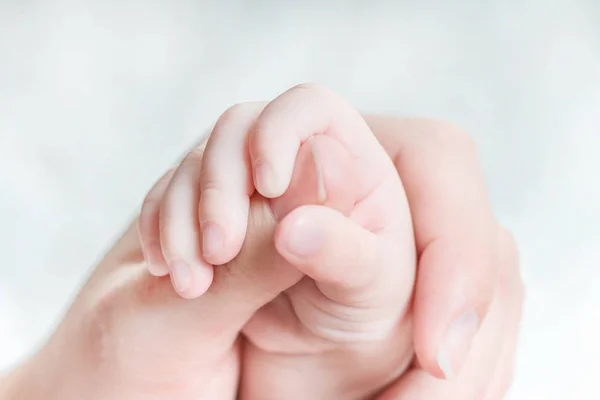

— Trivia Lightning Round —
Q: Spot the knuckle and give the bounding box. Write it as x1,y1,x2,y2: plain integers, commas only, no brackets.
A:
289,82,335,102
210,103,252,138
141,169,174,209
291,82,323,93
416,119,478,155
222,102,248,119
182,147,204,169
218,102,259,125
433,121,477,152
210,101,265,141
193,128,211,148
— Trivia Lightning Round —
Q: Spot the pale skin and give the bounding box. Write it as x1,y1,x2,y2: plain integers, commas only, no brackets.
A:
141,86,417,399
1,84,523,399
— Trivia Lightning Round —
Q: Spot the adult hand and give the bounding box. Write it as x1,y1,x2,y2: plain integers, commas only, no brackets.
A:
270,116,523,399
365,117,524,399
1,116,523,400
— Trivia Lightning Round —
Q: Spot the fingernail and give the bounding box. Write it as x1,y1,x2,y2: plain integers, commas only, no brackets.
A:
285,217,324,257
170,261,192,294
143,247,169,276
437,311,480,380
148,260,169,276
202,222,223,260
254,159,279,197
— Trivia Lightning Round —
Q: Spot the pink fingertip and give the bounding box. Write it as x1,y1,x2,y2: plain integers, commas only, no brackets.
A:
253,159,283,198
174,262,215,299
170,261,192,294
147,261,169,277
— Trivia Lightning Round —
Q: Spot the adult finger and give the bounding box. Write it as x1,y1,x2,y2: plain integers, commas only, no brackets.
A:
199,102,266,265
484,228,524,400
365,116,498,379
376,226,524,400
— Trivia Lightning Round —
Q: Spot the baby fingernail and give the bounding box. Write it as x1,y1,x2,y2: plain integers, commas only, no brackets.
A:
148,260,169,276
254,159,280,197
437,311,480,380
142,246,169,276
202,222,223,260
286,217,324,257
170,261,192,294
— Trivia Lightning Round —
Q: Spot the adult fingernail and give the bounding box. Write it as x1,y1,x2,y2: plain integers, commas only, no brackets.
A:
285,217,324,257
254,159,280,198
437,311,480,380
202,222,223,260
170,261,192,294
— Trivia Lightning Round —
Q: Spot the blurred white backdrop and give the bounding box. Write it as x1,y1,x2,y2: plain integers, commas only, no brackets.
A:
0,1,599,398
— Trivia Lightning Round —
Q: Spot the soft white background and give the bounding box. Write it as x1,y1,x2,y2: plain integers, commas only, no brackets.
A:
0,1,598,398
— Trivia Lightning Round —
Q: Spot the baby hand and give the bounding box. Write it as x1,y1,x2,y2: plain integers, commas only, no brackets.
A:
139,84,417,399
